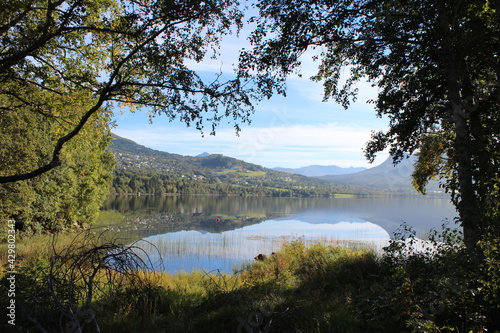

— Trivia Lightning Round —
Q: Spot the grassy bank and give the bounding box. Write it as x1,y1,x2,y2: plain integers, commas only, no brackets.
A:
0,228,93,268
1,228,499,332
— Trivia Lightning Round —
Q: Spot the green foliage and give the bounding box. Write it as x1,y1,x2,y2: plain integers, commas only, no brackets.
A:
98,280,171,332
412,133,448,194
220,242,380,333
0,0,275,183
0,230,156,333
0,100,114,233
4,228,500,332
362,222,500,332
479,235,500,307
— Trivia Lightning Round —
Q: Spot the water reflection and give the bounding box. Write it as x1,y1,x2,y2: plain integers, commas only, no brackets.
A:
138,219,390,273
99,195,458,274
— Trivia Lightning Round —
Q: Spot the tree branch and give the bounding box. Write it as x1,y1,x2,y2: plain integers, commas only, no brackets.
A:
0,90,107,183
0,21,168,183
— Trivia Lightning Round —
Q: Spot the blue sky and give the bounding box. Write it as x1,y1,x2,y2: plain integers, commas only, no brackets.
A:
112,27,390,169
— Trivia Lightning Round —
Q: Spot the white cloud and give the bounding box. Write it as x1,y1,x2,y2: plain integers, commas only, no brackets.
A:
229,122,383,167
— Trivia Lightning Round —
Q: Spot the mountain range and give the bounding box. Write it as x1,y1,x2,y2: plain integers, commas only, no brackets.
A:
109,134,364,196
315,155,443,194
273,165,367,177
110,134,445,195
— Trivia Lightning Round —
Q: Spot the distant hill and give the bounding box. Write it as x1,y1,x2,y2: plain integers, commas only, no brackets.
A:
316,155,444,194
111,134,181,158
273,165,367,177
108,134,368,196
108,134,444,196
111,134,269,174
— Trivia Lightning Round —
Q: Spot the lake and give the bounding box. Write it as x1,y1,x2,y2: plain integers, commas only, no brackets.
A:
98,195,458,274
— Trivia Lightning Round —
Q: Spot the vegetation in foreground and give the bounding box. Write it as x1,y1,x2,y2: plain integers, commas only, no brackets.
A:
1,224,499,333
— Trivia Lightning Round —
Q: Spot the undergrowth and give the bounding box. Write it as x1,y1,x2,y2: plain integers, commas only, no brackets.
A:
1,223,499,332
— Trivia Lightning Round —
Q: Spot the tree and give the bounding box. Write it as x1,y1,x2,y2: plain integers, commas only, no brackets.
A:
238,0,500,251
0,92,115,232
0,0,274,184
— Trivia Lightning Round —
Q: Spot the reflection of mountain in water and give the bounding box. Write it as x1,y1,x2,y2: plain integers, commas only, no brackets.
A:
281,198,458,237
98,195,458,245
138,219,391,273
98,196,291,242
98,195,459,273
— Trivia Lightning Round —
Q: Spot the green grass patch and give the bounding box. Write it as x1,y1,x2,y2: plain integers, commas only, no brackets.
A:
333,193,357,198
215,169,267,177
0,228,94,269
95,210,124,224
239,170,267,177
214,169,238,175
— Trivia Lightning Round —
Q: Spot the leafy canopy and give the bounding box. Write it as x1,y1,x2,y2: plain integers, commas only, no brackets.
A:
0,93,115,233
0,0,276,183
238,0,500,241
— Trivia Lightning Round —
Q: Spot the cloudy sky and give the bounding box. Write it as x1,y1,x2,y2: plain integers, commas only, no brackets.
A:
112,27,390,169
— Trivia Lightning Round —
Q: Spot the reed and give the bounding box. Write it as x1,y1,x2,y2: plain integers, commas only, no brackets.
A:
0,228,94,269
3,230,492,333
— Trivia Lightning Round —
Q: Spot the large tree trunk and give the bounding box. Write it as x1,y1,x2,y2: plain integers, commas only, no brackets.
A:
437,3,480,254
452,105,480,251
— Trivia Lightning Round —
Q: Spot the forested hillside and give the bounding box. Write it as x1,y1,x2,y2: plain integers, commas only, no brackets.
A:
109,135,369,197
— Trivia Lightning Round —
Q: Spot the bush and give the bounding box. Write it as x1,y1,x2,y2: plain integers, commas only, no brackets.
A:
0,231,157,333
360,222,500,333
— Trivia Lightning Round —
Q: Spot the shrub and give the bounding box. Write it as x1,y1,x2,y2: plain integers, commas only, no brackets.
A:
362,222,499,333
0,230,156,333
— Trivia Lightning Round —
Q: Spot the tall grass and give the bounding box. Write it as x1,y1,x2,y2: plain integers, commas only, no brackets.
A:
1,233,379,332
0,228,92,270
2,227,498,333
101,241,380,333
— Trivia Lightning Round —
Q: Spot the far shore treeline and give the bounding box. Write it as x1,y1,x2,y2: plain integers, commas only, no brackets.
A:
109,134,382,198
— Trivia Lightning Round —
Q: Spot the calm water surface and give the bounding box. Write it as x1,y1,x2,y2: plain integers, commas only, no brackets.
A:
98,196,458,274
